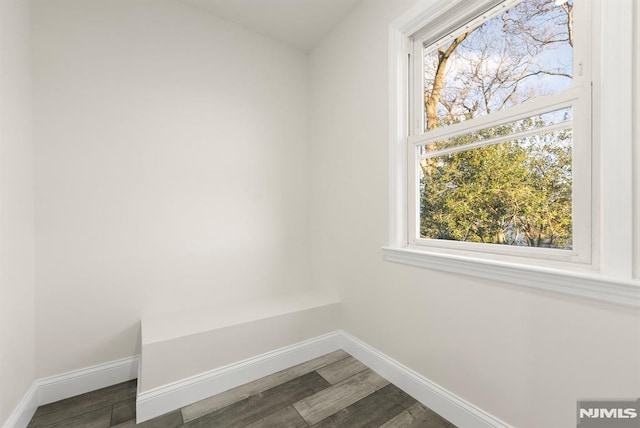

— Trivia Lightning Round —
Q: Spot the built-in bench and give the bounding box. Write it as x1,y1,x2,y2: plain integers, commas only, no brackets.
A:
137,290,342,422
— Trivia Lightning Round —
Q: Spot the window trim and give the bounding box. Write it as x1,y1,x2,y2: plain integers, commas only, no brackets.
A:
386,0,640,307
410,0,591,263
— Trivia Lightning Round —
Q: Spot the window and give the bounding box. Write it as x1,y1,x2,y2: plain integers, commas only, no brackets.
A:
386,0,640,307
408,0,591,264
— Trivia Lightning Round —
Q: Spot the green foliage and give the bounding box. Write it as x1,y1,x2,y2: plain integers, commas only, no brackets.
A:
420,124,572,249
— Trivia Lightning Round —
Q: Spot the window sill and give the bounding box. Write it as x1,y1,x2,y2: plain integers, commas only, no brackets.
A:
382,246,640,308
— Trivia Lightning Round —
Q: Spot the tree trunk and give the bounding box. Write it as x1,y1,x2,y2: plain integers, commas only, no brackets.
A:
421,32,474,178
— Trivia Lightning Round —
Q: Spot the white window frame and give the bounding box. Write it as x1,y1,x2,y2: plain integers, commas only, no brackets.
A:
408,0,591,265
385,0,640,307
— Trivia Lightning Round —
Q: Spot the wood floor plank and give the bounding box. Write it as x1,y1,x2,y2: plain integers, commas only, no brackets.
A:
28,381,137,428
135,410,183,428
312,383,416,428
109,421,135,428
40,407,112,428
293,369,389,425
181,349,348,423
315,356,368,385
183,371,329,428
110,398,135,426
379,402,454,428
244,406,308,428
111,410,183,428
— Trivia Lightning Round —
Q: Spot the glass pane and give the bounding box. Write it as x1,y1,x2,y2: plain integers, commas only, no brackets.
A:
418,107,572,156
423,0,574,132
419,128,573,249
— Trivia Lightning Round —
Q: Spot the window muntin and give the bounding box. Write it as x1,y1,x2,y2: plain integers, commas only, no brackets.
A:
417,106,572,155
407,0,590,263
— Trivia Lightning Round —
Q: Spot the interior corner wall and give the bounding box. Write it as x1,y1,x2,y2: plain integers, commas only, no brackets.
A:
0,0,36,424
308,1,640,428
31,0,311,378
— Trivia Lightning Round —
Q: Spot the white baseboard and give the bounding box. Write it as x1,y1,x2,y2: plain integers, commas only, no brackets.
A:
2,383,38,428
136,331,343,423
38,356,139,406
3,356,139,428
339,331,513,428
5,331,511,428
138,330,511,427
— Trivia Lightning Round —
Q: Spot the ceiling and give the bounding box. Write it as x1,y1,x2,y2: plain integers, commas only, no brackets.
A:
181,0,362,53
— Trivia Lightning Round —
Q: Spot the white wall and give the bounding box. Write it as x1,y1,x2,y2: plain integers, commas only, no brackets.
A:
21,0,640,426
308,1,640,427
32,0,311,378
0,0,36,424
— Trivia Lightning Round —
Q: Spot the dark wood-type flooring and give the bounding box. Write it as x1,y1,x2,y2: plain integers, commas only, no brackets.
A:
27,350,456,427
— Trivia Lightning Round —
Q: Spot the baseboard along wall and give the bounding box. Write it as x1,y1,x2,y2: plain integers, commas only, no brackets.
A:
3,356,139,428
4,332,512,428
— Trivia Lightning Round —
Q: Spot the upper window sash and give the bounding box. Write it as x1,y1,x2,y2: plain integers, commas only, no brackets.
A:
409,0,590,138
